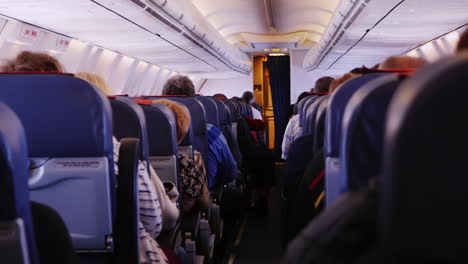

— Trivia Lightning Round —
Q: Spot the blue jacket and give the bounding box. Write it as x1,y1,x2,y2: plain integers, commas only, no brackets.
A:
206,124,238,189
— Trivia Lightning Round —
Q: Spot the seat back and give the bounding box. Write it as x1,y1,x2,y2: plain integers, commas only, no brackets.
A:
340,75,401,197
150,96,209,165
110,97,150,166
299,96,318,128
325,74,383,206
223,99,241,143
212,98,230,138
303,96,327,136
0,73,114,251
0,103,38,264
313,96,329,153
196,96,219,127
141,102,179,186
380,55,468,261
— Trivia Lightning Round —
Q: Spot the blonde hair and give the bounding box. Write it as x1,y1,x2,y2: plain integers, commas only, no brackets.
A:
378,56,427,70
152,99,191,144
2,51,63,72
75,72,111,95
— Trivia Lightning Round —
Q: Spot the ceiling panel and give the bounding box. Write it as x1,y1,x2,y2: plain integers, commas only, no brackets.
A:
191,0,340,52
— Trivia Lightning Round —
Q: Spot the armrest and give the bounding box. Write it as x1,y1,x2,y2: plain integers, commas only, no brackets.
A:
114,138,140,264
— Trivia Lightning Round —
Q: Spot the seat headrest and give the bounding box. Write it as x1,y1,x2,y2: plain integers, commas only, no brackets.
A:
141,103,178,156
341,74,401,193
110,97,149,162
313,96,329,153
380,54,468,260
299,96,318,127
223,100,239,120
0,103,38,262
304,96,327,135
325,73,383,157
0,74,112,157
212,98,229,126
196,96,219,127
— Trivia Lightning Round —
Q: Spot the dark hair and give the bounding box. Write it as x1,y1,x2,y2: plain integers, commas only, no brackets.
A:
296,92,309,103
457,28,468,52
314,76,334,93
2,51,63,72
241,91,254,104
231,96,244,102
213,93,227,100
162,75,196,97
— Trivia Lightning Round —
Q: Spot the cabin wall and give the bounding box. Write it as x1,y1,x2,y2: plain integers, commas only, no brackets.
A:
198,73,253,98
290,50,333,105
0,18,204,96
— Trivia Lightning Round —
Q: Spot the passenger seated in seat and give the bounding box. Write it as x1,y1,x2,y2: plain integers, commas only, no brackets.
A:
312,76,334,93
152,99,210,215
241,91,262,118
2,51,63,72
162,75,238,189
377,55,427,70
281,92,311,160
76,72,178,264
457,27,468,52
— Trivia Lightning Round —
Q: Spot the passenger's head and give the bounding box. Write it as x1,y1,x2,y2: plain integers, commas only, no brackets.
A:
378,56,427,70
296,92,309,104
162,75,195,97
152,99,191,144
314,76,334,93
456,28,468,53
2,51,63,72
329,73,361,94
75,72,111,95
213,93,227,100
241,91,255,104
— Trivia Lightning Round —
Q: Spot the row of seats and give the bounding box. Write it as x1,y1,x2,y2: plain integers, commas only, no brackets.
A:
0,72,256,264
283,52,468,262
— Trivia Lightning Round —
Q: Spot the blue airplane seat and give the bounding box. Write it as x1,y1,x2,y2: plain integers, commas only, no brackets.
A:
340,74,401,198
313,96,329,153
380,55,468,261
140,102,179,186
303,96,327,136
0,103,38,264
110,97,150,167
324,73,383,207
231,100,245,116
153,96,209,168
0,73,115,252
212,98,230,137
299,96,319,128
196,96,219,127
223,99,240,121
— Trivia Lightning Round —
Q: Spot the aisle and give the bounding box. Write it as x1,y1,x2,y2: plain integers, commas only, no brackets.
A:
229,187,283,264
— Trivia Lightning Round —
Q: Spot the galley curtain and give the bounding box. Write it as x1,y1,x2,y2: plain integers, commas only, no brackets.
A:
267,55,291,161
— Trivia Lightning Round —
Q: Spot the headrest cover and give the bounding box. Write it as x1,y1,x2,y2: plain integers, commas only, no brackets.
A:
380,54,468,260
0,74,112,157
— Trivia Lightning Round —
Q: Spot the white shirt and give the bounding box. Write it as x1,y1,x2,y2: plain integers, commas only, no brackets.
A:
251,106,263,120
281,115,303,160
